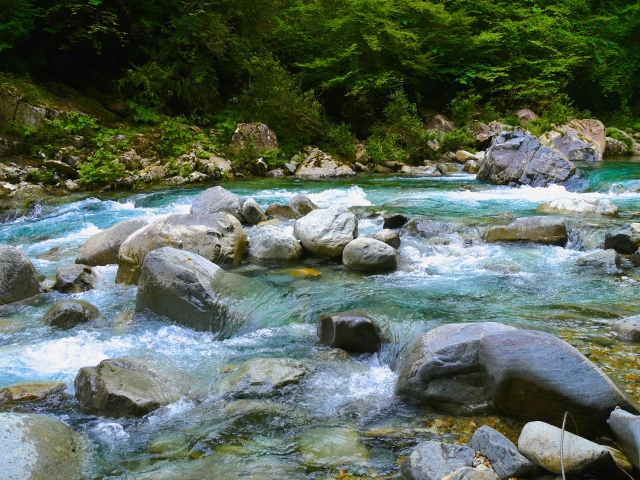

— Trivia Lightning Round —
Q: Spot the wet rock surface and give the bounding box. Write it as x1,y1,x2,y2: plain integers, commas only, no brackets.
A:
42,299,100,329
218,358,307,398
372,228,401,248
611,315,640,342
0,381,66,404
604,223,640,254
76,217,150,266
0,243,41,305
342,236,398,271
55,263,98,293
485,216,568,246
317,313,381,352
574,249,621,274
401,441,475,480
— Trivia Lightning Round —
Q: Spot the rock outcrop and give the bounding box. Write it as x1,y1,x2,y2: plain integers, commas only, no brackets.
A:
293,207,357,259
116,213,246,285
477,130,575,186
0,244,41,305
342,237,398,271
76,217,150,266
484,216,568,246
295,148,355,179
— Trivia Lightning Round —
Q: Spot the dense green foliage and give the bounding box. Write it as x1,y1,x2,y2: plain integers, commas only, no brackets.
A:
1,0,639,153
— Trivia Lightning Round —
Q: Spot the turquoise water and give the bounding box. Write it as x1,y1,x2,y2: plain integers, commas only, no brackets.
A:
2,160,640,477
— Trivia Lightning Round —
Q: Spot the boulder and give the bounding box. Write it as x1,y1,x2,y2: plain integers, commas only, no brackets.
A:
190,186,244,222
265,202,301,219
342,237,398,272
231,122,278,150
401,441,475,480
298,427,369,468
514,109,538,125
442,467,500,480
317,313,381,352
383,213,409,229
0,244,41,305
54,263,98,293
518,421,612,474
247,225,303,265
470,121,508,149
0,412,85,479
42,300,100,330
76,217,150,266
14,102,47,129
464,159,480,174
484,216,568,246
608,409,640,470
437,163,461,175
395,323,516,414
427,114,456,134
289,194,318,216
44,159,79,179
603,223,640,254
471,426,533,480
218,358,306,398
611,316,640,342
241,198,267,226
293,207,357,259
455,150,478,163
294,148,355,179
0,381,65,404
479,329,629,434
575,249,621,274
541,119,606,162
606,137,629,157
75,356,196,417
116,213,246,285
477,130,576,186
537,198,618,216
372,229,401,249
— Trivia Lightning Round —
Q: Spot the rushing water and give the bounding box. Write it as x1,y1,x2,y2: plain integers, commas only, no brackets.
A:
3,158,640,478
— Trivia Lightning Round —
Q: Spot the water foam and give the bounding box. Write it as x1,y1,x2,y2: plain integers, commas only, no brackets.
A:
308,186,372,207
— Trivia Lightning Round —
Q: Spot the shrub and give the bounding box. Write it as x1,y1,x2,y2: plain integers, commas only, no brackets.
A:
26,168,55,184
441,128,476,153
77,149,126,186
606,128,633,151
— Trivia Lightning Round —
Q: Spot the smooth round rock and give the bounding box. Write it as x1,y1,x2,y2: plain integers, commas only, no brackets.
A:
76,217,150,266
0,244,41,305
342,237,398,271
190,186,244,222
289,194,317,216
42,300,100,330
293,207,357,259
54,263,98,293
372,229,401,249
247,225,302,265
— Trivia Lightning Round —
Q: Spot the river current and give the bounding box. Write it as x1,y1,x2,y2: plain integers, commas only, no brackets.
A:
2,159,640,478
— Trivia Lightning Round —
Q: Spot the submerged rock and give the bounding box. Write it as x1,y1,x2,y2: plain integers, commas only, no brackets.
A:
477,130,575,186
294,148,355,179
298,427,369,468
0,412,85,479
401,441,475,480
604,223,640,254
247,225,303,265
42,300,100,330
442,467,500,480
190,186,244,222
518,421,612,474
575,249,621,274
0,244,41,305
372,228,401,249
293,206,357,259
609,409,640,470
55,263,98,293
471,425,533,480
611,315,640,342
116,213,246,285
218,358,306,398
0,381,65,404
342,237,398,272
241,198,267,226
289,194,317,216
537,198,618,216
76,217,150,266
75,356,196,417
484,216,568,246
317,313,381,352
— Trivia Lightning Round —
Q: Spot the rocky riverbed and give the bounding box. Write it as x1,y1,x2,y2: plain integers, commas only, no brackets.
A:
3,158,640,478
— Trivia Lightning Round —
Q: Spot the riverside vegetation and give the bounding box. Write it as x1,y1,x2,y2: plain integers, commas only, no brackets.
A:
4,1,640,479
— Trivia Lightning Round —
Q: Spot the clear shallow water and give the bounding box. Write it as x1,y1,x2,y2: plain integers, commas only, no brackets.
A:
2,159,640,477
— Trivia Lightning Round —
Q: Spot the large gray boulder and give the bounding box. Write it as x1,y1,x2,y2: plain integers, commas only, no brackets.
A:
246,225,303,265
395,323,516,415
317,313,381,353
289,194,318,216
611,316,640,342
42,300,100,330
116,213,246,285
76,217,150,266
471,426,532,480
342,237,398,271
604,223,640,254
540,119,606,163
0,412,85,479
55,263,98,293
190,186,244,221
401,441,475,480
477,130,576,186
518,421,613,474
0,244,41,305
295,148,355,179
575,249,621,274
293,207,357,259
75,356,196,417
218,358,307,398
609,409,640,470
231,122,278,150
484,216,568,246
479,329,628,434
241,198,267,226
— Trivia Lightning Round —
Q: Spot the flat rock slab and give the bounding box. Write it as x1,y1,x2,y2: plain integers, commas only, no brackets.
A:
401,441,475,480
0,381,65,404
298,427,369,467
485,216,568,246
471,425,532,479
219,358,307,398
